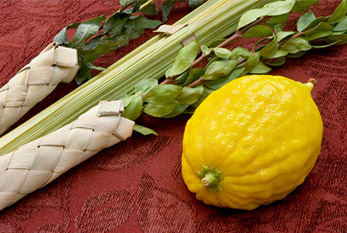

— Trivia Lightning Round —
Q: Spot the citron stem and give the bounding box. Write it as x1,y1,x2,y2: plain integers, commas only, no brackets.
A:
305,78,317,92
201,172,218,187
197,166,223,192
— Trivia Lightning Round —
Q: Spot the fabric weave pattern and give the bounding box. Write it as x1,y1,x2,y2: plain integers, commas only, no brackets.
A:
0,0,345,232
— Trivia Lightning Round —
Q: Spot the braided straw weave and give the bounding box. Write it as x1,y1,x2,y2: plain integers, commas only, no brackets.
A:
0,42,79,135
0,100,134,210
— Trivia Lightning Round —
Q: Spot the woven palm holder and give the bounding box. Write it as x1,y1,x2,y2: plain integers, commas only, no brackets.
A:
0,42,79,135
0,100,134,210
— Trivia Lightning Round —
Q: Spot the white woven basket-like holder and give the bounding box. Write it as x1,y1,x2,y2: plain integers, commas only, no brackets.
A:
0,100,134,211
0,43,79,135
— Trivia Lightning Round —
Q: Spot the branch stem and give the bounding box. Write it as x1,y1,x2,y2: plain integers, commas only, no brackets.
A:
191,16,266,68
161,16,266,86
278,32,303,47
188,77,204,88
140,0,155,10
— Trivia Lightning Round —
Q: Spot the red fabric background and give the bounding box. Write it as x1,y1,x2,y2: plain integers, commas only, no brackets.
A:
0,0,346,232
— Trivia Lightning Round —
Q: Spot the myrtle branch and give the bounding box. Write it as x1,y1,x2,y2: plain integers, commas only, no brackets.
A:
160,16,266,86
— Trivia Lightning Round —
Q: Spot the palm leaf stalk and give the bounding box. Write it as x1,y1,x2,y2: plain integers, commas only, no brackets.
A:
0,0,272,155
0,0,186,136
0,0,282,210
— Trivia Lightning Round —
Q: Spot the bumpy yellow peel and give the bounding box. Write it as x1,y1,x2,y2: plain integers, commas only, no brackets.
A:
182,75,323,210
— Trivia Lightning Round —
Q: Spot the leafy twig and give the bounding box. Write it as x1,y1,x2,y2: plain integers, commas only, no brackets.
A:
54,0,204,85
121,0,347,136
162,16,267,86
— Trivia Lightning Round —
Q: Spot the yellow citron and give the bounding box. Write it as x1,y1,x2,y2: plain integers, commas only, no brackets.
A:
182,75,323,210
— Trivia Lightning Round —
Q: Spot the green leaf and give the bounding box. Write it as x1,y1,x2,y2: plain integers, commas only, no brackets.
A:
201,45,212,55
68,15,105,48
204,68,245,90
282,37,312,54
123,93,143,121
238,8,272,29
242,25,273,39
274,24,294,42
249,61,272,74
162,104,188,118
191,86,214,108
189,0,205,9
308,30,332,41
311,40,340,48
323,34,347,44
122,7,134,15
266,49,288,59
135,78,158,94
131,0,148,11
183,106,196,114
263,0,296,16
208,39,225,48
287,51,306,58
266,13,290,28
277,31,295,42
297,11,324,32
237,0,296,29
54,29,68,44
329,30,347,35
119,15,161,42
103,13,129,35
82,35,127,60
273,24,282,34
144,84,182,104
81,35,129,62
252,37,271,52
84,62,105,71
259,37,278,58
122,92,138,106
303,22,334,35
133,124,158,136
144,100,180,117
120,0,132,9
162,0,175,22
334,16,347,31
175,85,204,105
182,68,204,86
302,22,334,41
293,0,318,13
264,57,286,66
75,64,92,85
327,0,347,24
244,52,260,70
54,23,80,44
203,60,238,80
231,47,251,59
297,10,316,32
174,71,190,85
213,48,233,59
140,2,159,15
165,67,172,78
126,15,161,29
122,23,145,41
168,38,200,77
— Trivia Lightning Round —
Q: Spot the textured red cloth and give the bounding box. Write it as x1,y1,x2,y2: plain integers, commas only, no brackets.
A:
0,0,346,232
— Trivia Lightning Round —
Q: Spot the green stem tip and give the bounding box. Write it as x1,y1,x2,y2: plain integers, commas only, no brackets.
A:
197,165,223,193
